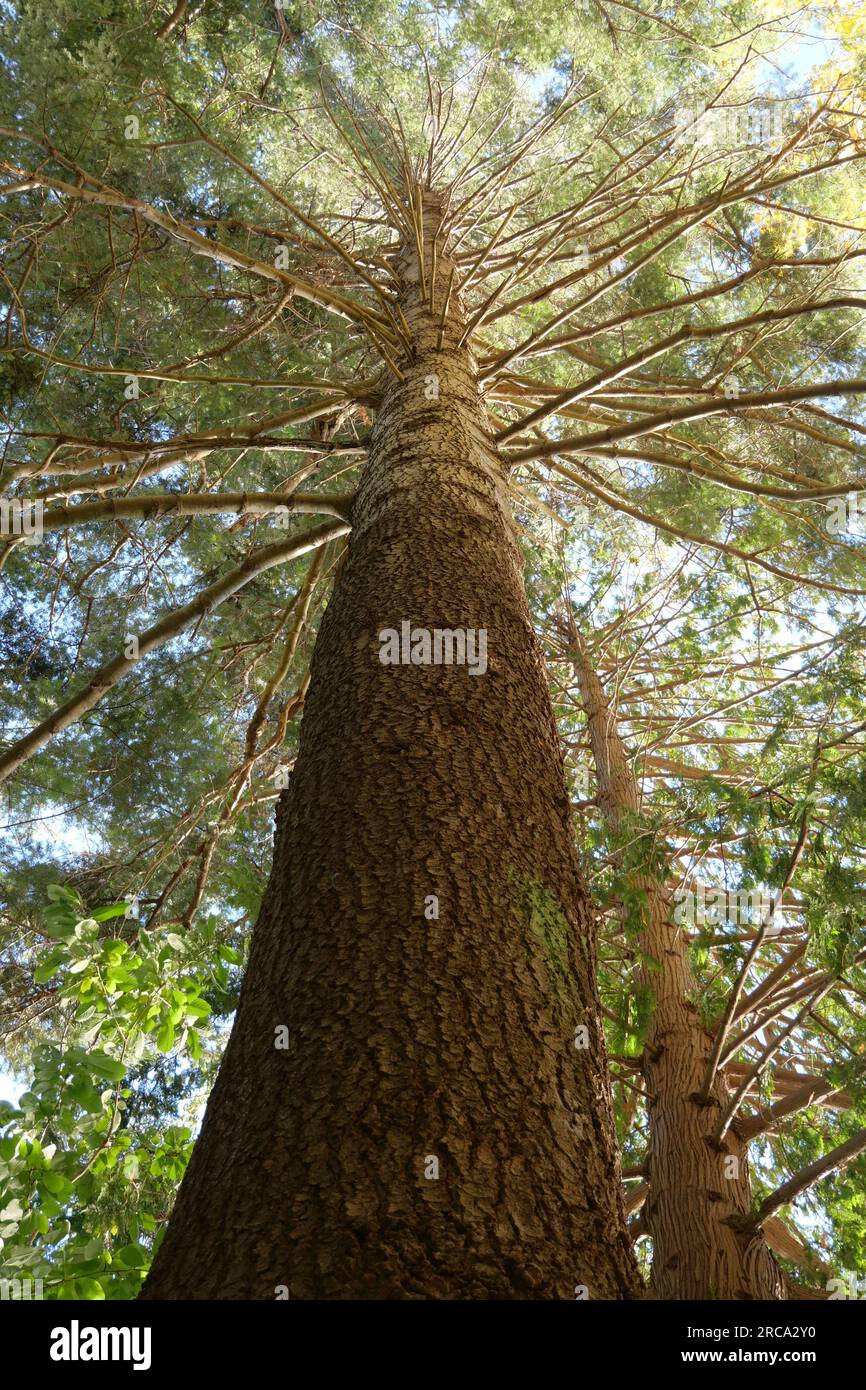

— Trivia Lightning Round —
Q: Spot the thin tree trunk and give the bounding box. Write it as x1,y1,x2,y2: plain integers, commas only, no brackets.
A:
573,638,782,1299
142,195,641,1300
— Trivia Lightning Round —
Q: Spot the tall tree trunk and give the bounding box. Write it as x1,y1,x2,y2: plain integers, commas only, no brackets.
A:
573,637,782,1299
142,195,642,1301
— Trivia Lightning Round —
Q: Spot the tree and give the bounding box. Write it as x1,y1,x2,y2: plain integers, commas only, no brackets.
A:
556,575,866,1298
1,0,864,1300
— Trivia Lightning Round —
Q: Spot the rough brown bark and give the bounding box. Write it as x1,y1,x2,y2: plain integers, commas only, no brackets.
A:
141,195,642,1301
573,639,782,1299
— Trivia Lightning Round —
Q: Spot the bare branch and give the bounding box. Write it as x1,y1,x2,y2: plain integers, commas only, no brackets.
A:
0,519,349,785
756,1130,866,1225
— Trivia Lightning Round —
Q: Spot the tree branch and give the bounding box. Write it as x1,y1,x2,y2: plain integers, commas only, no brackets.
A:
0,519,349,785
37,490,354,531
756,1129,866,1225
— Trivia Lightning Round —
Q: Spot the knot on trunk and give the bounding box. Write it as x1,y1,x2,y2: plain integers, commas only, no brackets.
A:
689,1089,722,1112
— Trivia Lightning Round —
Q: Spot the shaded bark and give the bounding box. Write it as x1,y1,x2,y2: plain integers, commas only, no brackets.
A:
142,195,641,1301
573,639,782,1299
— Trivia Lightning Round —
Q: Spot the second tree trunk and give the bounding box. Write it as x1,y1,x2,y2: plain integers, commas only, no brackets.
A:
574,640,781,1299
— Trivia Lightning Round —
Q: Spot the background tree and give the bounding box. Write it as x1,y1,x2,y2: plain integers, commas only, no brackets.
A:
559,582,866,1298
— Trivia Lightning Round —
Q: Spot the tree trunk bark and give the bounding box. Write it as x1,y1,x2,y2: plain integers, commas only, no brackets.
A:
141,196,642,1301
573,639,782,1299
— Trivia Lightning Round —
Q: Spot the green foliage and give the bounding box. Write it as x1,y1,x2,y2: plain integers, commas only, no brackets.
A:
0,886,233,1297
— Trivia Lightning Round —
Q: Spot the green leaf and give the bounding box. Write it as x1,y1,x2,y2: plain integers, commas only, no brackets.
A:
116,1241,146,1268
41,1170,73,1199
74,1277,106,1300
92,902,132,921
88,1053,126,1082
